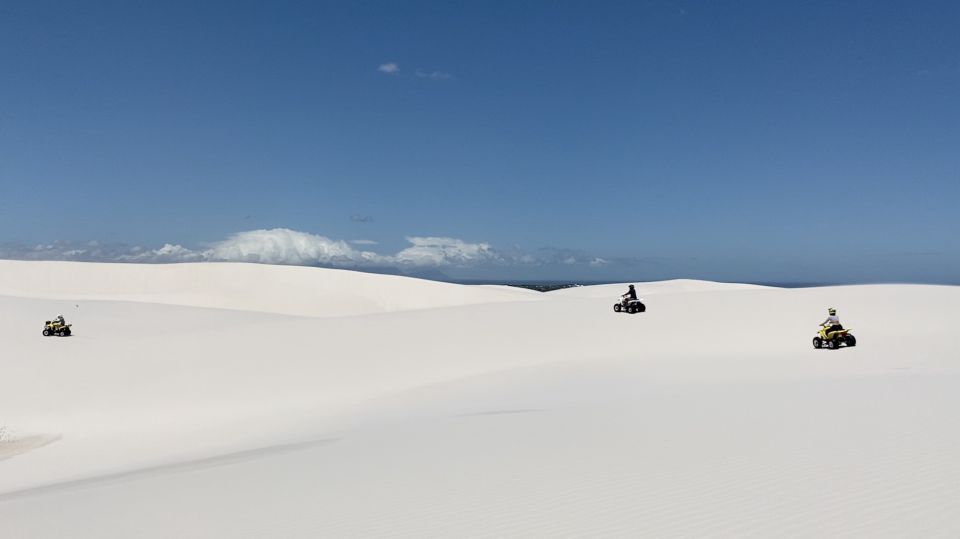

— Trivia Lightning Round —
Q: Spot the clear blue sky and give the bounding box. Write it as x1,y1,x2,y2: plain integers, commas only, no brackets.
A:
1,0,958,282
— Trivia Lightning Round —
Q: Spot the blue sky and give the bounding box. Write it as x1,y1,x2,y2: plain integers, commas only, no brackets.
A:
1,0,958,282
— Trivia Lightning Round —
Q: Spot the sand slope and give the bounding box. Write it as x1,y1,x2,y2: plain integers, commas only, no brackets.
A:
0,260,540,317
2,262,959,537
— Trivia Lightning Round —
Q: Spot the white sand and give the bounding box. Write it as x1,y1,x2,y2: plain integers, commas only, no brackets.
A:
1,261,959,537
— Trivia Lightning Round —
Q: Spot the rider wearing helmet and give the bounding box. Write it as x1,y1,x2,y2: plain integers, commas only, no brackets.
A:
55,314,66,326
820,308,842,335
621,284,637,306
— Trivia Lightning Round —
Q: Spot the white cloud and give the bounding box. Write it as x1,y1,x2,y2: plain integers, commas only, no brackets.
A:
378,62,399,74
114,230,499,268
120,243,205,263
205,229,383,266
203,232,495,267
1,229,619,271
415,69,452,80
394,236,498,267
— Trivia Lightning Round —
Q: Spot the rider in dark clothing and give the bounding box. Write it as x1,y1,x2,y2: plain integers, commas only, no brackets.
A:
621,284,637,305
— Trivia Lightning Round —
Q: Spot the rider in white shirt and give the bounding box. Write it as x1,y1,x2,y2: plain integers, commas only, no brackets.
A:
820,308,842,334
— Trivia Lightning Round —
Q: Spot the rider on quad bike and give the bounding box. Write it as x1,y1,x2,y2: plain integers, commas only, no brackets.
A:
813,307,855,349
621,285,638,307
43,314,72,337
613,285,645,314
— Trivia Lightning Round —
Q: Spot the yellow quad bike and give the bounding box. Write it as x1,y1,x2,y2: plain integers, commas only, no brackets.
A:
812,324,855,350
42,320,72,337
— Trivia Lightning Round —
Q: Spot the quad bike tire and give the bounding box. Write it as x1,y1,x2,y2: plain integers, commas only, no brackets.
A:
613,304,622,312
42,328,51,337
812,337,822,349
827,339,838,350
627,306,636,314
845,335,856,347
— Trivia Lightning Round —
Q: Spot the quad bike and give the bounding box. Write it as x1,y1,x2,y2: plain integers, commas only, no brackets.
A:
812,324,855,350
613,298,646,314
42,320,72,337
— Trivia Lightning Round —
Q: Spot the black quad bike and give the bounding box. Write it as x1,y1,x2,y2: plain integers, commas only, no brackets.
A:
613,298,646,314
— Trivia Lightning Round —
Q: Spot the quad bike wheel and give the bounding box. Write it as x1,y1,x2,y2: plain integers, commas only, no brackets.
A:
812,337,822,349
627,306,636,314
827,339,838,350
42,328,51,337
613,304,622,312
845,335,856,347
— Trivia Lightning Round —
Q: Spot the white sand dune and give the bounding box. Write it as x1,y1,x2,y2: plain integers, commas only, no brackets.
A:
0,260,540,317
2,261,959,537
549,278,769,298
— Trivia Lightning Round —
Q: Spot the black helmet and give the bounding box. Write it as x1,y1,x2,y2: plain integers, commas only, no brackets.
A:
628,284,635,289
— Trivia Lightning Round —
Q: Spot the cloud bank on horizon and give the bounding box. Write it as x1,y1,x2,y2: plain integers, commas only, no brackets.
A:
0,228,603,271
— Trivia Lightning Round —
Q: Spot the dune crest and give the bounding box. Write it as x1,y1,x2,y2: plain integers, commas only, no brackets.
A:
0,260,538,317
